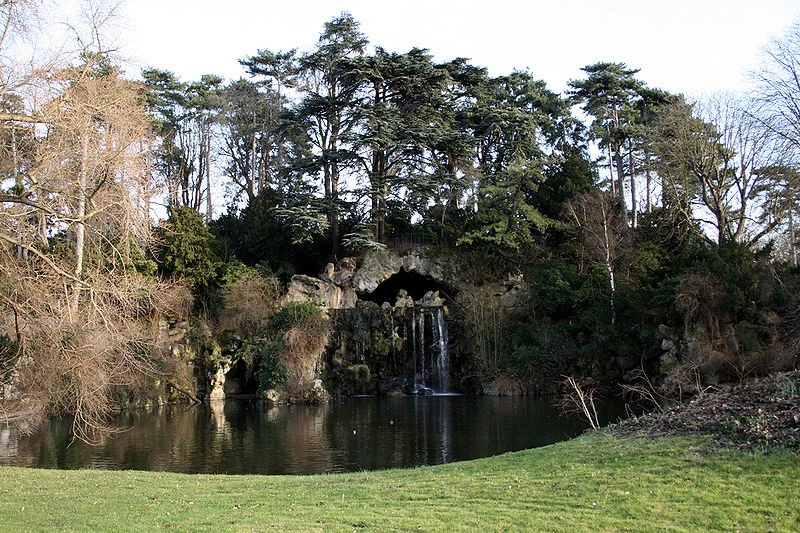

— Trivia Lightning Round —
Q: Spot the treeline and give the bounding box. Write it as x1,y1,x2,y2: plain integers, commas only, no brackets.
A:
150,13,800,395
149,14,799,274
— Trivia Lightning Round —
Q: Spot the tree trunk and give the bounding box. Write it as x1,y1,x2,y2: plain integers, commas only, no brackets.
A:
71,133,89,312
613,145,628,227
607,144,616,197
628,140,637,229
645,149,652,213
601,201,616,325
205,119,212,221
250,111,257,200
330,165,340,259
791,211,797,268
11,127,26,259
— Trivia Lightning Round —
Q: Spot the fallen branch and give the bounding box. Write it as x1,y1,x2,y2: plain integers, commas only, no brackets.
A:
166,379,202,404
562,376,600,430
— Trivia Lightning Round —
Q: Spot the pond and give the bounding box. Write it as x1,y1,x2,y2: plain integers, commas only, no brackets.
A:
0,395,626,475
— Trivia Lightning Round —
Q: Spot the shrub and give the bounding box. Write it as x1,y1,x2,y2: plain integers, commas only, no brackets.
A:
269,302,322,332
156,206,222,292
509,322,576,382
218,268,280,335
254,342,287,393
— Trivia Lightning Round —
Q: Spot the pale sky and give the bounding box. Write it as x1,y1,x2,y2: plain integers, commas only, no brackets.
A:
117,0,800,97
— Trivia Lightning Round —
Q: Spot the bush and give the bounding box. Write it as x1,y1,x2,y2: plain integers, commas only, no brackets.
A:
509,322,576,382
218,267,280,335
254,342,286,393
269,302,322,332
156,206,222,292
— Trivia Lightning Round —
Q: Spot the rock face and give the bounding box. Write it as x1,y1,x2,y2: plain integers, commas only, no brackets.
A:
209,363,229,400
283,274,357,309
351,249,448,295
282,249,454,311
325,303,461,396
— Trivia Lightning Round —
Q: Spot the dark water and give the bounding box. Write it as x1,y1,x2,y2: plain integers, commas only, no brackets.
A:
0,396,626,475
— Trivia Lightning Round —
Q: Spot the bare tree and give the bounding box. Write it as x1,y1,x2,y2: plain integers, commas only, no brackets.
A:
752,20,800,265
652,95,789,248
0,1,191,443
752,20,800,154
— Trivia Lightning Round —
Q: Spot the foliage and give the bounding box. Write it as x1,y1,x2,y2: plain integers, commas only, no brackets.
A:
509,322,576,383
156,206,222,292
212,191,327,279
0,16,195,441
269,302,323,332
253,340,286,393
224,302,329,400
457,285,509,377
218,267,280,335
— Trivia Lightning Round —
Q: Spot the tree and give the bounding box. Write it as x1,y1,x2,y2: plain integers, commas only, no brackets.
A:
569,62,643,226
187,74,224,220
0,4,189,442
752,19,800,265
564,191,630,324
752,20,800,155
459,71,578,250
239,47,299,194
287,12,367,257
142,69,223,214
652,96,788,247
157,205,222,292
342,47,453,243
218,78,280,203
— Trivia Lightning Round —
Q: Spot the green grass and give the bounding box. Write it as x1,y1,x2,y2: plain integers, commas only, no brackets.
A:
1,433,797,532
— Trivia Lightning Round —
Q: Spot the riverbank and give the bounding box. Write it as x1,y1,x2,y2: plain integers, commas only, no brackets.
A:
1,432,797,532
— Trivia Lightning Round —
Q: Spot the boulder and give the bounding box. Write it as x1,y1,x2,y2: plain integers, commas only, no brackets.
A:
394,289,414,308
263,388,282,404
417,290,445,307
209,363,229,400
310,379,329,403
283,274,356,309
320,262,335,282
332,257,357,287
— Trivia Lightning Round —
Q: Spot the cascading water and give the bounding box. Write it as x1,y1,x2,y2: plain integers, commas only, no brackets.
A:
407,306,450,394
434,307,449,393
417,310,425,386
326,301,452,396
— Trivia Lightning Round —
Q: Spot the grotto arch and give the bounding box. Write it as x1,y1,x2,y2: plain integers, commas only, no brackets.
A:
359,269,455,305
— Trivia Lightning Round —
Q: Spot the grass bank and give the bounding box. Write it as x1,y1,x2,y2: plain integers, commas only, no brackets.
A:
1,433,797,532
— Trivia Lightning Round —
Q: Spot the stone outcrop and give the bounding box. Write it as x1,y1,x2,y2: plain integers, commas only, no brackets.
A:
283,274,357,309
350,249,448,295
282,249,454,311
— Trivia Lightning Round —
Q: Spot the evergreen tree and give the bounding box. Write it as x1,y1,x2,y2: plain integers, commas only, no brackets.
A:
287,13,367,257
458,72,578,250
569,62,643,226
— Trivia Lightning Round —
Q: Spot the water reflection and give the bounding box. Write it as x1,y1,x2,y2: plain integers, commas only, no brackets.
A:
0,396,625,475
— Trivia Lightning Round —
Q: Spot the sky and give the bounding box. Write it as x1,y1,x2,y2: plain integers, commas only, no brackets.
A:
116,0,800,98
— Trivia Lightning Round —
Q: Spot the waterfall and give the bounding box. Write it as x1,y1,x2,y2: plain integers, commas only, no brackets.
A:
434,307,449,393
410,306,450,393
410,309,417,385
417,310,425,385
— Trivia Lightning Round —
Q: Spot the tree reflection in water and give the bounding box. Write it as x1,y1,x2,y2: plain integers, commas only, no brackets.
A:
0,396,626,474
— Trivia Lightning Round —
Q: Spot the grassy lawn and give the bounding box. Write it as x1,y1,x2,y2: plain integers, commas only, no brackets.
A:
1,433,797,532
